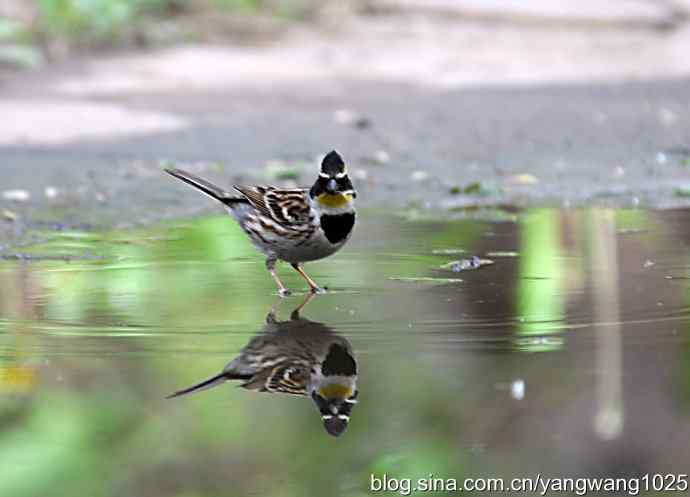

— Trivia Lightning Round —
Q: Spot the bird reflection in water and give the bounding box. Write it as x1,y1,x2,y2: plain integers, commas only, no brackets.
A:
168,294,359,437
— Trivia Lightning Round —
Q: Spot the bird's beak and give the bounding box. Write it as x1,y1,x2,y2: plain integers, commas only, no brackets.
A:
326,179,338,195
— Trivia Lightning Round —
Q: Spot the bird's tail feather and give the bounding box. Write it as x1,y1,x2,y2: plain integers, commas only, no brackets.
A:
165,168,245,205
166,372,229,399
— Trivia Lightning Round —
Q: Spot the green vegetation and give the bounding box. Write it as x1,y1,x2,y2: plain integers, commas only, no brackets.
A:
35,0,169,40
0,0,321,63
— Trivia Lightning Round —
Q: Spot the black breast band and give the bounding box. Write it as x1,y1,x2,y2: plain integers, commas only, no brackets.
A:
320,212,356,244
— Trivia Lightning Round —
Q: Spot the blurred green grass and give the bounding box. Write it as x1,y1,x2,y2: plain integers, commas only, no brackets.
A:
0,0,323,66
35,0,178,41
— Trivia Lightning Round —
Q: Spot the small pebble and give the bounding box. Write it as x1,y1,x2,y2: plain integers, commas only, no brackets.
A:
593,111,608,124
511,379,525,400
2,209,17,222
410,170,429,182
658,107,677,126
353,169,368,181
44,186,58,199
373,150,390,164
333,109,370,129
643,260,655,268
2,189,30,202
509,174,539,184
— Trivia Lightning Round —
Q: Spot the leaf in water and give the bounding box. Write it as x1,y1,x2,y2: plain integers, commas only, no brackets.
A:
463,181,502,197
509,173,539,184
487,251,519,257
432,248,465,255
440,256,493,272
389,277,462,283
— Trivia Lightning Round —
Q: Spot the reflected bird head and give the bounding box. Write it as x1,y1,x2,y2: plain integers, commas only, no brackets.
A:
311,387,358,437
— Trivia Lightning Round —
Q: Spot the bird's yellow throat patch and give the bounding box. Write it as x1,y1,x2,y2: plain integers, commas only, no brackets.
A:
316,193,353,208
319,384,352,399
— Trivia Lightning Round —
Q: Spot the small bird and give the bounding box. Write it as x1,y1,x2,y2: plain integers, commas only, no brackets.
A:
167,295,359,437
165,151,356,295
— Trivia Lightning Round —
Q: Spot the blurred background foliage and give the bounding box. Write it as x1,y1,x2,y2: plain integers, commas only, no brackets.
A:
0,0,332,68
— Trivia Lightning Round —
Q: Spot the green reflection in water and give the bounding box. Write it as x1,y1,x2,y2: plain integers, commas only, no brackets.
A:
2,208,686,497
0,212,484,497
516,209,564,352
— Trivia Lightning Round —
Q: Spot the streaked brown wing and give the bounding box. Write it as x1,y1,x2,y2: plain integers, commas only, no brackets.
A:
240,364,310,396
233,185,273,218
233,185,311,227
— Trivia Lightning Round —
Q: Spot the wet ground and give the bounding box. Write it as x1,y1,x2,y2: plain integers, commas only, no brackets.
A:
5,5,690,242
1,208,690,496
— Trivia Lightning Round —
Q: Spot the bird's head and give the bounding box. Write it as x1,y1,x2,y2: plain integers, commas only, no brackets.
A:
310,341,358,437
311,385,358,437
310,151,357,211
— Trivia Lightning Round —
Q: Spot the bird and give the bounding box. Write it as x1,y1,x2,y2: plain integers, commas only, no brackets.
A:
165,150,356,296
167,294,359,437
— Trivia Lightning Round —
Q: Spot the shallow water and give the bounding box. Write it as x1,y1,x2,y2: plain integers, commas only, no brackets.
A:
1,208,690,496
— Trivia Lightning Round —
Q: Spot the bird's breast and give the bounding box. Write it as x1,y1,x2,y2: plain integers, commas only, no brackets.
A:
319,212,356,244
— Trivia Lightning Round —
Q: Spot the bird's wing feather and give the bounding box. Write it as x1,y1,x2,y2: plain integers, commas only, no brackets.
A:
233,186,311,226
240,363,310,396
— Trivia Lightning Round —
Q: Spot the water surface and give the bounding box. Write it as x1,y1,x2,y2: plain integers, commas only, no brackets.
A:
1,209,689,496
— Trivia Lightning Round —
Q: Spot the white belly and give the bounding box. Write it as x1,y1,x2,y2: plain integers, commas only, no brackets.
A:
277,230,348,264
225,202,354,264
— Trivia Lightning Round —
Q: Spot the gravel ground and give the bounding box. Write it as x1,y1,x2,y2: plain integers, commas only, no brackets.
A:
2,5,690,243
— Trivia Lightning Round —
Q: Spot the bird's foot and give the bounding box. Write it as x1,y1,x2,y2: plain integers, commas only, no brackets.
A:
310,286,327,295
278,288,292,297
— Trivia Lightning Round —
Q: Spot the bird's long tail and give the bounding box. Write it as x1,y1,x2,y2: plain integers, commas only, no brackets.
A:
165,168,246,205
166,372,229,399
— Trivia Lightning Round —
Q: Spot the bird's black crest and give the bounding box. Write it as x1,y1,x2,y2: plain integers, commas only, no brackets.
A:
320,212,355,244
323,417,348,437
321,150,345,176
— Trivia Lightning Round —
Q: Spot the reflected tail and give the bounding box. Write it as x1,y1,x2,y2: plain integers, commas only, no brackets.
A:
166,372,229,399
